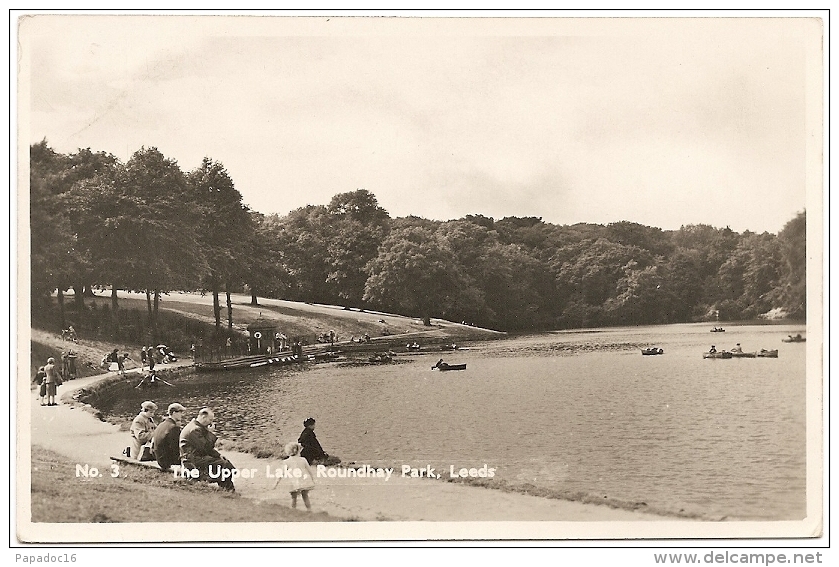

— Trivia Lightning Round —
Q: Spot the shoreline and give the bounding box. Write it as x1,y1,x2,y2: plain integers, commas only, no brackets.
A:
28,357,675,524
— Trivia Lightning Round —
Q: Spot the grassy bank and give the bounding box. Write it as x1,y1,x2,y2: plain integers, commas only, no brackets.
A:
30,446,335,523
30,292,503,379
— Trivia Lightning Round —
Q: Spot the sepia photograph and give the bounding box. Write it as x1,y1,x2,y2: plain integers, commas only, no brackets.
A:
13,10,826,550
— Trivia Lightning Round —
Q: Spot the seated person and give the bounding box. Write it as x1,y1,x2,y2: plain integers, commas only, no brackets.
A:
709,345,717,354
130,401,158,460
179,407,236,491
731,343,743,353
298,417,338,465
151,403,186,471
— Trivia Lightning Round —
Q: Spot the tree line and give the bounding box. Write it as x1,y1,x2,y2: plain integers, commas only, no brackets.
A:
30,140,806,338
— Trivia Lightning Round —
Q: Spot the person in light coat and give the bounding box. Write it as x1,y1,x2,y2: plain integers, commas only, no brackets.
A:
130,401,158,460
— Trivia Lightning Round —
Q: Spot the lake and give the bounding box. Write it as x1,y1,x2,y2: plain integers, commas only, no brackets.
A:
96,322,808,520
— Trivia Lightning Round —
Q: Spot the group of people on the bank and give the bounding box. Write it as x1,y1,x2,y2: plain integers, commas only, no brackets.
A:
35,357,64,406
97,345,179,376
126,400,332,508
36,350,80,406
102,349,130,374
316,330,337,345
140,345,177,368
128,401,238,492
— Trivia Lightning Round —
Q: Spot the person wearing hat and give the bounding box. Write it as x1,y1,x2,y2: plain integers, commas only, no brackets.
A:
298,418,330,465
151,403,186,471
179,407,236,491
43,357,63,406
130,401,158,460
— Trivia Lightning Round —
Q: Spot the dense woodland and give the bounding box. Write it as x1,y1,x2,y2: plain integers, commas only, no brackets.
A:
30,141,806,338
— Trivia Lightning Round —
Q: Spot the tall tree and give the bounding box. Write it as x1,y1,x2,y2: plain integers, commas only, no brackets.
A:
324,189,391,306
242,212,289,305
364,226,473,325
770,211,806,318
187,157,252,332
274,205,332,302
31,142,121,323
120,147,205,340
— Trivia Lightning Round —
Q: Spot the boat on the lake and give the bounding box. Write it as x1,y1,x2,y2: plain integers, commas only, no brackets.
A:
641,348,664,355
710,327,726,333
406,342,422,351
782,334,805,343
432,359,467,371
730,351,757,358
703,351,733,359
757,349,779,358
728,343,754,357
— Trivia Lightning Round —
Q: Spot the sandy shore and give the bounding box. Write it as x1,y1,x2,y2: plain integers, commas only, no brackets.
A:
26,364,672,525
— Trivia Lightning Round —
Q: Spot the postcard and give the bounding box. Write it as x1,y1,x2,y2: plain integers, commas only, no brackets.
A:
14,11,826,548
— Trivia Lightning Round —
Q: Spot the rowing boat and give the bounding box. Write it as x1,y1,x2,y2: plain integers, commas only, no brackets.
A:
434,363,467,371
703,351,733,359
756,349,779,358
730,351,757,358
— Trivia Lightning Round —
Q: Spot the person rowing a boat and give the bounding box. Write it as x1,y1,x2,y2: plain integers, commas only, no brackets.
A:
731,343,742,353
709,345,717,354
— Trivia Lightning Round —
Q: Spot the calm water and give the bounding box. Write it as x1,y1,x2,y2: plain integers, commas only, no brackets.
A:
97,323,808,520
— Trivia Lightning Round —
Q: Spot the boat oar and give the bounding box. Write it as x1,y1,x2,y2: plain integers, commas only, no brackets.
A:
134,377,146,389
158,377,175,387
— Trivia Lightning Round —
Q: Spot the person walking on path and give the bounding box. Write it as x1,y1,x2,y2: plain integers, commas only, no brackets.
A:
276,442,315,511
61,351,70,381
67,350,77,379
43,357,62,406
116,350,126,375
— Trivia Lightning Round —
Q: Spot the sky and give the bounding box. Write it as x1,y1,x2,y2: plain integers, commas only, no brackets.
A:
20,14,821,234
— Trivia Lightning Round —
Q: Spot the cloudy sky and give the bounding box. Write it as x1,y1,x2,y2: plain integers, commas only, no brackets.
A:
20,15,821,233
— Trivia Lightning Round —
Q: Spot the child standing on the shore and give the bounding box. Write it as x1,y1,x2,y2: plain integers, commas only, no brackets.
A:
35,366,46,406
275,442,315,511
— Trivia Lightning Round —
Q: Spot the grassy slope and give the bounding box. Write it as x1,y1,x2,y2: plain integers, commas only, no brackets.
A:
30,447,335,523
31,292,503,376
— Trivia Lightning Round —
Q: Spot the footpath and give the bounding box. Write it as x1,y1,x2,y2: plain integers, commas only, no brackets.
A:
28,363,669,524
